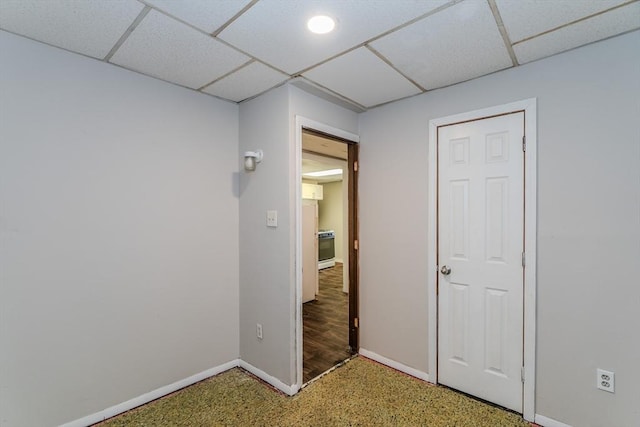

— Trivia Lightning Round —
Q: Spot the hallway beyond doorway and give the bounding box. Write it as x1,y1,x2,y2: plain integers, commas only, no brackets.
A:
303,263,349,383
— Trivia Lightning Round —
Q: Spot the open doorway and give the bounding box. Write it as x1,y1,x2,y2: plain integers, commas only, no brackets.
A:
298,125,359,386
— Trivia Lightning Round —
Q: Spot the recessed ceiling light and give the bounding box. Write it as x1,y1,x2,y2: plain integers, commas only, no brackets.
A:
303,169,342,177
307,15,335,34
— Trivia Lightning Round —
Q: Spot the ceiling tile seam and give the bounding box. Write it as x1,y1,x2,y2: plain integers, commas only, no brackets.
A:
366,89,429,110
0,28,106,62
365,45,426,92
212,35,291,76
211,0,260,37
197,59,255,91
296,41,372,76
103,5,151,62
136,0,216,36
97,58,237,104
236,78,294,104
292,0,462,77
289,78,366,112
295,76,367,111
134,1,291,77
364,0,464,46
487,0,518,67
512,0,640,46
522,26,640,64
368,45,539,110
294,43,366,77
0,28,221,98
0,23,274,106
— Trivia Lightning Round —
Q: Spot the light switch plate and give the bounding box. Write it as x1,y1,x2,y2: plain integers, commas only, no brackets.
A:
266,210,278,227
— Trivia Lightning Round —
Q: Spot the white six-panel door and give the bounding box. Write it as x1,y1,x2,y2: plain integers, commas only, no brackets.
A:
437,112,525,412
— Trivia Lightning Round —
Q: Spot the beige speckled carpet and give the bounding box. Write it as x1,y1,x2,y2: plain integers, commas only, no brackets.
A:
97,357,531,426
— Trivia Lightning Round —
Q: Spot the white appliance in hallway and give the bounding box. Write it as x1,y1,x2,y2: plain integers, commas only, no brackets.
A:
318,229,335,270
302,204,318,303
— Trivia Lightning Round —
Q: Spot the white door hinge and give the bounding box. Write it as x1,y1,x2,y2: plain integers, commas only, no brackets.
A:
354,318,359,328
521,252,526,267
521,367,525,382
522,136,526,152
354,161,358,172
354,240,359,250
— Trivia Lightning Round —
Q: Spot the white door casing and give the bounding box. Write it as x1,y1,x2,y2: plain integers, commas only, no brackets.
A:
437,112,525,412
428,99,537,421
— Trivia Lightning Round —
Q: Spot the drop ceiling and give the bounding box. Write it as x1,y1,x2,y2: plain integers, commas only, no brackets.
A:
1,0,638,110
302,132,347,183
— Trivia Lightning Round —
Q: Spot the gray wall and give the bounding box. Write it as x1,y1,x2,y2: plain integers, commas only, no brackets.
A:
319,181,344,262
238,85,358,386
0,31,240,427
358,31,640,427
238,85,292,383
288,86,359,383
2,22,637,427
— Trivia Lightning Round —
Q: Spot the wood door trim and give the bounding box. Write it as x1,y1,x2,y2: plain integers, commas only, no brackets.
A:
295,117,360,391
301,127,359,352
347,143,359,352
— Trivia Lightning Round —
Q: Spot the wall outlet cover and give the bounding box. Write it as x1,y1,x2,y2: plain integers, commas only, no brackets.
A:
266,210,278,227
597,368,614,393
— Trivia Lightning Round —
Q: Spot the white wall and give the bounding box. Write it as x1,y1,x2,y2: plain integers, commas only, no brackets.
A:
358,31,640,427
0,31,240,427
319,181,344,261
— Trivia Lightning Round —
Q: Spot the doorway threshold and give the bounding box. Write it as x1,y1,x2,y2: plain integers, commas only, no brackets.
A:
301,354,357,390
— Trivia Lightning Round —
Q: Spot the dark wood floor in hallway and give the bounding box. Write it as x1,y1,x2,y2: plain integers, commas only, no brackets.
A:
303,262,350,383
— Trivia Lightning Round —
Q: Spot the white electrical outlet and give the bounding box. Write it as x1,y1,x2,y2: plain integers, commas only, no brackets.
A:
256,323,263,340
266,210,278,227
597,369,614,393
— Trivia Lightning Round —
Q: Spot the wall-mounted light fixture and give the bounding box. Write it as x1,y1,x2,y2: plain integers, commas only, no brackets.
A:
244,150,263,171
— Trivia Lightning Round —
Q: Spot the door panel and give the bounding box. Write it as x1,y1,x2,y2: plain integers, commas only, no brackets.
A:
438,112,524,412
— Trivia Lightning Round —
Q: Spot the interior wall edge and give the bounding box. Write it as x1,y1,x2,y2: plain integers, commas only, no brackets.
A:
58,360,241,427
359,348,431,383
533,414,574,427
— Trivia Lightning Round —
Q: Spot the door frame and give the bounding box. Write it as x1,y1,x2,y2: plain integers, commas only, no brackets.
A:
427,98,537,421
294,116,359,391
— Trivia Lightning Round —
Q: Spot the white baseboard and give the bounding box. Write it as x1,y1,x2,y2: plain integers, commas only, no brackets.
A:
60,359,240,427
534,414,573,427
359,348,431,383
239,360,298,396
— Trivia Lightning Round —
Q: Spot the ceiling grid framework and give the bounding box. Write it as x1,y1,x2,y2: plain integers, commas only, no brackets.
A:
0,0,638,110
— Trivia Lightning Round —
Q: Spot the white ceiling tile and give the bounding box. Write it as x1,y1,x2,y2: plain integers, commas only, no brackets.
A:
303,47,421,108
0,0,143,59
110,10,249,89
144,0,253,33
513,2,640,64
496,0,629,43
370,0,513,91
218,0,449,74
202,62,289,102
